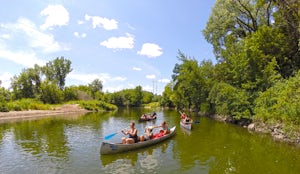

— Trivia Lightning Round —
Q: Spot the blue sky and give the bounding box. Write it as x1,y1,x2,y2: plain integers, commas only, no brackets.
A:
0,0,215,94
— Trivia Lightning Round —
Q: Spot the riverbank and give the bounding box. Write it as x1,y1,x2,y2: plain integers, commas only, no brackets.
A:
208,114,300,145
0,104,91,123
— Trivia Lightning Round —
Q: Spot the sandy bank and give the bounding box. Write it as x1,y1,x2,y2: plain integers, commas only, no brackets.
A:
0,104,91,123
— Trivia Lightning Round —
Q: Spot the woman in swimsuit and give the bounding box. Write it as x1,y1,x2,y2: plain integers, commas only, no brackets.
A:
121,122,138,144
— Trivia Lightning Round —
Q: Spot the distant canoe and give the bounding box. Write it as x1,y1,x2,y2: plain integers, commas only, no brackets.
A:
138,115,157,122
100,126,176,155
180,120,192,130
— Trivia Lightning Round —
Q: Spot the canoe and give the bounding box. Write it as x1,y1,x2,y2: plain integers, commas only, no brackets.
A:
138,113,157,122
138,115,157,122
180,120,192,130
100,126,176,155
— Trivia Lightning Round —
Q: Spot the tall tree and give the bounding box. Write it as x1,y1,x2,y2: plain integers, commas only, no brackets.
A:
43,57,72,90
11,65,42,99
273,0,300,77
203,0,274,59
88,79,103,99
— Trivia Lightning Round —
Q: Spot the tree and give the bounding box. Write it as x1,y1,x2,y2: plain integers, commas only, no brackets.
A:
43,57,72,90
171,51,210,111
11,65,42,99
63,86,79,101
272,0,300,77
203,0,274,59
133,86,143,106
88,79,103,99
40,80,63,104
208,82,251,119
0,84,10,112
161,82,175,108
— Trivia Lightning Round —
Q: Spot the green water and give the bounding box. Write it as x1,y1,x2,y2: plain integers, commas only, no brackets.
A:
0,108,299,174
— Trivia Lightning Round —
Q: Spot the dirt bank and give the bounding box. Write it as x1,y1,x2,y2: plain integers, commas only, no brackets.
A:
0,104,91,123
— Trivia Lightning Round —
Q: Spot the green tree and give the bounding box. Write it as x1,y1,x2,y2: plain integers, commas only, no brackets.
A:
11,65,42,99
272,0,300,77
0,82,10,112
43,57,72,90
171,51,214,111
161,82,175,108
40,81,63,104
88,79,103,99
208,82,251,119
203,0,274,59
254,70,300,124
63,86,79,101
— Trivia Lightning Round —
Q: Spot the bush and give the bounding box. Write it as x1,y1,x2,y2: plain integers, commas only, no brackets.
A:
254,71,300,125
208,82,251,119
7,99,51,111
71,100,118,111
0,102,9,112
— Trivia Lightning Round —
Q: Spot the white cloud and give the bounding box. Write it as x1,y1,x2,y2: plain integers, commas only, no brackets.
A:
1,17,69,53
0,43,46,67
85,14,118,30
104,85,126,93
137,43,163,58
74,32,87,38
146,74,156,79
158,78,170,83
132,67,142,71
40,5,69,30
100,33,134,49
77,20,85,25
1,34,10,39
0,72,13,89
143,85,153,93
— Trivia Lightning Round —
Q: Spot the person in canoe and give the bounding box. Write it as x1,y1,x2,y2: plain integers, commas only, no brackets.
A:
121,122,139,144
151,112,157,118
153,121,170,135
139,112,157,121
139,126,154,141
181,112,192,123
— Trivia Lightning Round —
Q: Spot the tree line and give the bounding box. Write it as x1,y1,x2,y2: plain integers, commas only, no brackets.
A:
0,57,160,112
161,0,300,126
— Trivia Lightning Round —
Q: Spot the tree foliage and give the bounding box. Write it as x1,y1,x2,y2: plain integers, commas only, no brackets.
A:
166,0,299,126
254,71,300,124
43,57,72,90
106,86,155,107
88,79,103,99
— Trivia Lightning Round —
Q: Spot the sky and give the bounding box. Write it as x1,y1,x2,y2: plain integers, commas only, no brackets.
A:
0,0,216,95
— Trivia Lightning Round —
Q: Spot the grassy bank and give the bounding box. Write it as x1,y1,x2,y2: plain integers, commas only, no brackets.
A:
0,99,117,112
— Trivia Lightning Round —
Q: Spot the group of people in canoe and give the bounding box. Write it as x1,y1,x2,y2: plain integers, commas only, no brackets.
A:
139,112,157,121
121,121,170,144
181,112,192,123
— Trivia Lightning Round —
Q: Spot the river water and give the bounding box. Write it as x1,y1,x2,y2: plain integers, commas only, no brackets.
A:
0,108,300,174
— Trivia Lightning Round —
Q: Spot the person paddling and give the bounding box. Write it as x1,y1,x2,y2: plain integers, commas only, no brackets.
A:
153,121,170,135
121,122,138,144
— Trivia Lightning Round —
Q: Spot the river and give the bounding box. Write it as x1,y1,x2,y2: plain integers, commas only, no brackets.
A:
0,108,299,174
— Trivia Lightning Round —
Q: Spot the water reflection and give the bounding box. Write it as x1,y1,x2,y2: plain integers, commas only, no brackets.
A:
1,109,300,174
100,140,171,173
12,118,70,158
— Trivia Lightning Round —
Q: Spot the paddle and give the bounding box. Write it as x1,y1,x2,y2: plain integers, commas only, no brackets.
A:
104,127,128,140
